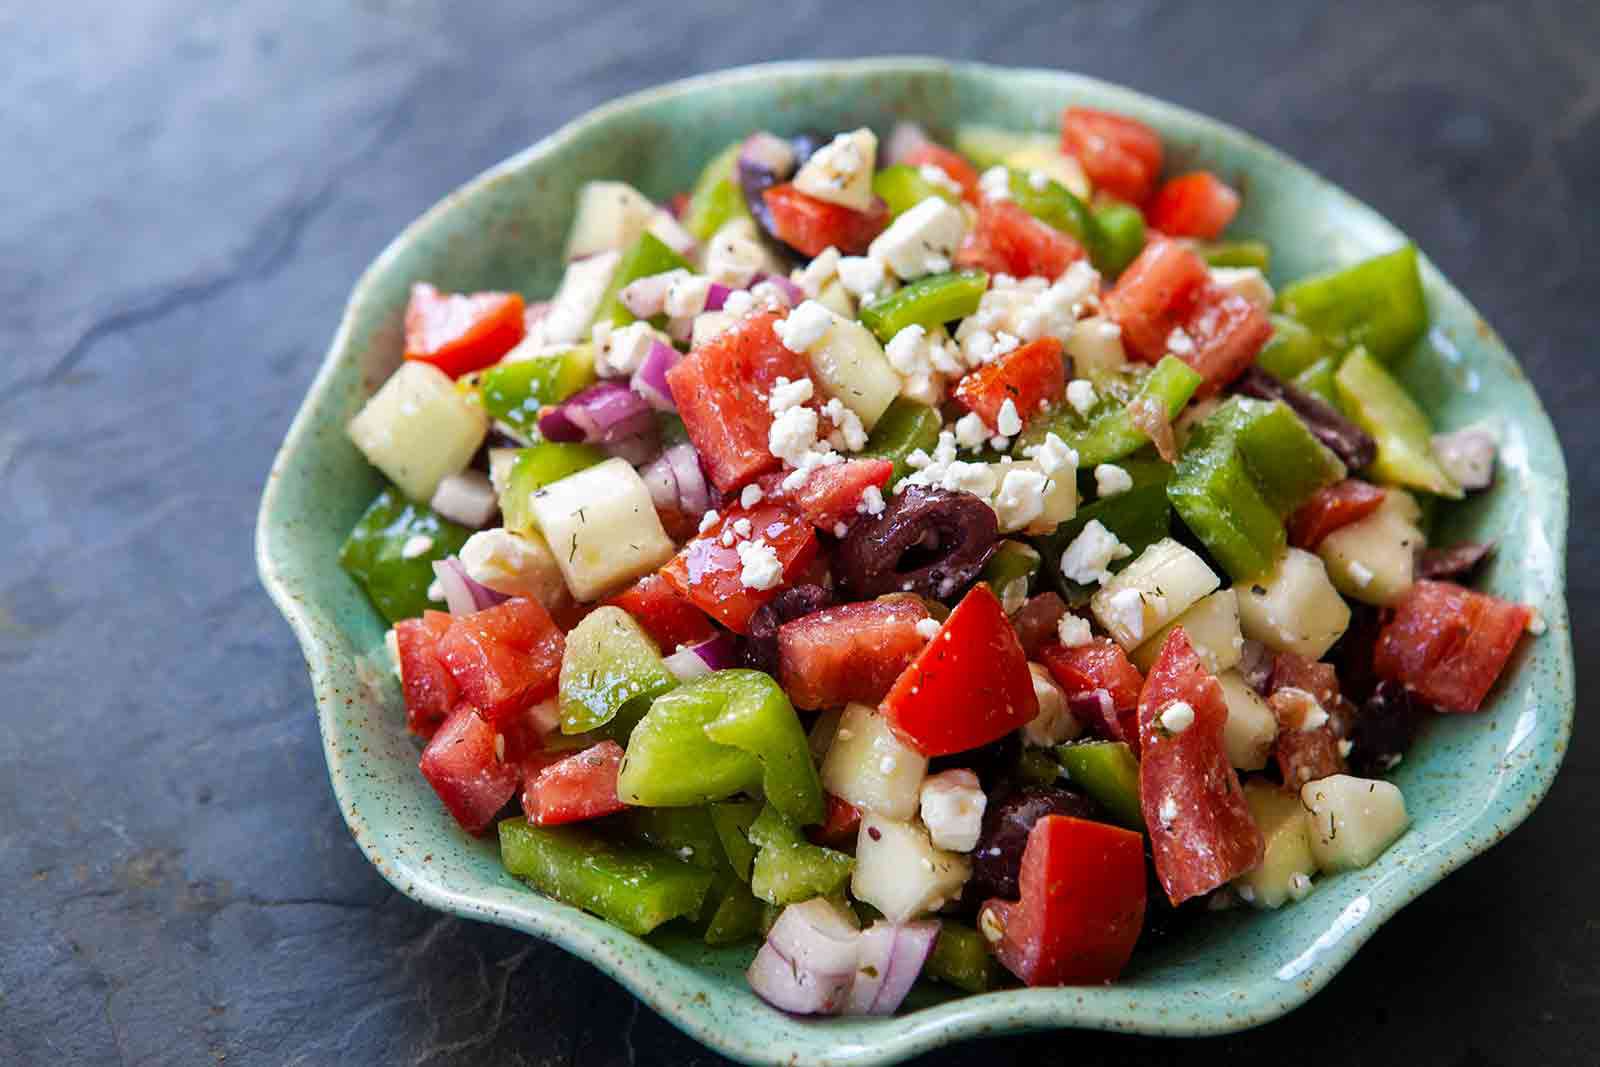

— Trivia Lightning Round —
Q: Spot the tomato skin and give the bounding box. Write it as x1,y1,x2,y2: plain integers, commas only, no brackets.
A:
1179,283,1273,396
1102,237,1210,361
1060,108,1165,204
762,183,890,256
1038,638,1145,752
807,795,863,849
881,584,1039,756
1288,480,1387,550
902,141,981,202
522,741,627,826
777,597,933,711
1268,650,1341,710
1146,172,1240,240
1138,627,1264,905
418,705,521,833
395,610,460,738
437,598,565,727
981,815,1146,986
666,310,815,493
658,503,820,634
403,282,526,379
953,337,1066,432
955,200,1084,280
1373,580,1531,712
757,458,894,533
605,573,717,652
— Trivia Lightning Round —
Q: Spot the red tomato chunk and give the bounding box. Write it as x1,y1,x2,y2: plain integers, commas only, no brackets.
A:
395,609,460,739
980,815,1146,986
762,183,889,256
1138,628,1264,905
757,458,894,533
403,282,525,379
658,503,820,634
1146,172,1241,240
902,141,981,203
605,573,717,652
1038,638,1145,752
437,598,565,727
953,337,1066,433
522,741,627,826
777,597,932,711
419,706,521,833
955,200,1084,281
1288,480,1387,550
807,795,863,850
1060,107,1165,205
1373,580,1531,712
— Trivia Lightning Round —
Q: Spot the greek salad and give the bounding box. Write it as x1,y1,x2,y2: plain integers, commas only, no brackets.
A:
339,107,1537,1012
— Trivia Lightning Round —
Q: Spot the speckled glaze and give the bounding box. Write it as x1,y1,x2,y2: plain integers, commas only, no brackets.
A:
256,58,1572,1065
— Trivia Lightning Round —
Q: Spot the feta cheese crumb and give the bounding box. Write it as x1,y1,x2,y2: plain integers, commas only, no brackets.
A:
836,255,890,299
1104,587,1146,643
833,521,849,538
1209,266,1275,311
704,221,770,288
768,405,821,465
1160,700,1196,734
867,196,969,281
978,165,1011,201
919,769,987,852
698,509,720,533
915,617,941,640
821,397,869,452
1065,378,1098,417
767,375,815,413
1158,795,1178,827
731,517,753,538
1094,463,1134,497
400,534,434,560
996,398,1023,437
426,578,444,602
721,289,755,317
1058,519,1131,585
773,300,834,353
740,484,765,509
857,485,885,516
596,320,660,377
1166,326,1195,356
917,163,964,196
1057,613,1093,648
993,467,1048,532
1029,431,1079,476
792,128,877,211
954,411,990,450
735,539,784,590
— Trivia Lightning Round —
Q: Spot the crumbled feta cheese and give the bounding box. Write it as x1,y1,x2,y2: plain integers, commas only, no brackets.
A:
740,484,765,509
731,517,753,538
993,467,1049,532
662,271,712,319
767,375,815,414
1065,316,1126,373
988,434,1011,452
884,324,929,373
978,165,1011,201
780,444,845,491
919,770,987,852
399,534,434,560
795,246,842,298
768,405,821,465
595,320,660,377
1094,463,1134,497
953,411,990,450
857,485,885,516
1158,795,1179,827
1057,519,1132,585
996,398,1023,437
735,539,784,590
917,163,964,196
1166,326,1195,356
1300,704,1330,732
698,509,720,533
821,397,869,452
1029,431,1079,476
915,617,941,640
1160,700,1196,734
868,197,969,281
793,128,877,211
1104,587,1146,643
721,289,755,316
748,280,792,311
704,221,770,288
1065,378,1097,417
774,299,833,353
836,255,890,299
719,527,736,547
940,460,999,500
1209,266,1275,311
1057,612,1093,647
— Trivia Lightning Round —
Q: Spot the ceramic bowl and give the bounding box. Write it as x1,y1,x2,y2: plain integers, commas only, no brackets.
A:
256,58,1572,1065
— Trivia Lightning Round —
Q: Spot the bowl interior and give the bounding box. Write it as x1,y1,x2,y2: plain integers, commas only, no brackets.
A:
257,59,1571,1066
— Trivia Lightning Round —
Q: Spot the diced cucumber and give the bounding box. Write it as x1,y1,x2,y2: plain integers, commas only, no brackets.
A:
805,312,901,430
480,345,596,436
858,271,988,344
1131,588,1242,675
1316,487,1423,606
527,458,676,601
1277,244,1428,363
541,251,622,346
1234,781,1317,908
683,142,749,243
953,124,1055,170
1235,547,1351,659
1089,538,1220,650
1299,774,1409,873
347,361,489,503
861,398,944,483
794,128,877,212
338,487,472,624
1217,671,1278,772
872,164,961,218
820,703,928,820
851,813,971,922
499,442,607,534
565,180,658,262
1057,741,1143,830
1334,347,1460,497
558,606,678,735
1003,143,1091,199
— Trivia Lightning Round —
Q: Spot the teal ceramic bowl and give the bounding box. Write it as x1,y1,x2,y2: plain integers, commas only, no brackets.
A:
256,58,1572,1065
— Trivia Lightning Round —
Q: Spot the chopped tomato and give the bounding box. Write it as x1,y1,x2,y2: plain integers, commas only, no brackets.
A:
778,597,933,710
1269,651,1341,710
1038,638,1145,752
605,572,717,652
956,200,1085,280
1138,628,1263,905
666,310,814,492
418,706,521,833
762,183,890,256
437,598,565,726
881,584,1039,756
1288,480,1388,550
980,815,1146,985
1267,686,1347,788
1373,580,1531,712
496,698,563,768
1060,108,1164,204
807,795,863,849
403,282,526,379
1011,592,1068,658
522,741,627,826
902,141,981,203
1102,237,1210,361
1146,172,1241,240
953,337,1066,432
658,502,820,634
395,610,460,738
757,458,894,532
1177,283,1273,396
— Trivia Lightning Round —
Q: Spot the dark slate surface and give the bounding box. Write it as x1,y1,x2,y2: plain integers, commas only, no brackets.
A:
3,2,1595,1064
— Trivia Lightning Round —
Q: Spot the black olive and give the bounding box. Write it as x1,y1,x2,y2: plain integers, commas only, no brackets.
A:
1345,680,1426,777
966,786,1104,904
834,486,999,602
1417,541,1495,581
741,584,834,674
1234,367,1377,470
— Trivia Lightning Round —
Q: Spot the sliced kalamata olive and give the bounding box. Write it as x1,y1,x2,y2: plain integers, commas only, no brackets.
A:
738,131,800,240
1011,592,1067,657
928,732,1022,795
1345,680,1426,777
1417,540,1495,580
1328,603,1386,704
1235,367,1377,470
834,485,999,602
966,786,1104,903
742,584,834,674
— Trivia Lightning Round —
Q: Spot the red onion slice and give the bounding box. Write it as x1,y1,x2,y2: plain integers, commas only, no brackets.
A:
431,558,508,616
536,404,585,443
754,272,804,307
640,451,680,510
602,430,660,468
631,339,681,412
662,634,736,681
663,443,710,515
747,942,854,1016
846,921,940,1015
747,898,862,1015
704,282,736,312
540,381,655,444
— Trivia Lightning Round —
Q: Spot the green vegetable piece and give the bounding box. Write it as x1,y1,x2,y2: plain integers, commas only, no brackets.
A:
1034,458,1172,604
558,607,678,735
655,411,690,449
1015,747,1061,787
1291,355,1340,405
924,921,1001,994
860,398,944,482
703,877,766,945
683,142,749,242
1003,167,1102,257
858,271,988,344
618,671,823,826
980,539,1041,595
498,819,714,936
1057,741,1144,830
954,125,1052,170
872,163,962,218
1277,244,1428,363
1215,396,1347,516
500,442,607,534
594,231,693,328
1168,420,1286,581
338,487,472,624
1018,356,1203,466
1255,314,1331,382
747,806,854,906
1091,200,1146,276
1196,239,1271,270
1334,347,1461,497
479,345,596,436
620,806,725,870
709,800,763,882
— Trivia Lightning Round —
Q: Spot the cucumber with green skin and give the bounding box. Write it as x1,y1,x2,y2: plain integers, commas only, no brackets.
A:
1334,347,1461,498
683,141,748,242
558,606,678,735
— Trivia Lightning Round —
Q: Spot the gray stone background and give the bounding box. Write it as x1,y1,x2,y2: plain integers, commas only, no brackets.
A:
2,1,1595,1064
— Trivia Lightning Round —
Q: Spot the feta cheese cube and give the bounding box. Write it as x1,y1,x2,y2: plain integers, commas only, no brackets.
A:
1057,612,1093,648
595,320,662,378
774,299,834,353
793,128,878,211
918,770,988,852
1066,378,1098,417
836,255,891,300
868,197,968,281
460,527,568,608
735,539,784,590
705,218,778,288
993,466,1049,533
564,180,655,261
663,272,713,318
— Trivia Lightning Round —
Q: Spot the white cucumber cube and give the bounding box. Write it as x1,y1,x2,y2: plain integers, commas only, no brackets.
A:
1236,547,1352,659
565,181,656,261
851,813,971,922
1317,489,1423,607
347,361,488,503
1090,538,1220,650
1235,780,1318,908
527,457,676,601
1300,774,1409,873
1132,588,1242,675
1217,670,1278,772
820,703,928,820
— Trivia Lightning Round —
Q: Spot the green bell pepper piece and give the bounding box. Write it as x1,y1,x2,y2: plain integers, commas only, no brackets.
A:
594,231,693,329
701,670,825,826
872,163,962,218
683,142,749,242
747,806,854,906
1291,355,1341,406
1017,356,1203,467
500,442,607,534
1091,200,1146,276
498,819,714,936
479,345,596,436
1168,417,1286,581
703,876,766,945
620,806,725,870
1015,747,1062,787
1002,167,1103,259
1196,239,1271,271
338,487,472,624
1277,244,1428,363
1255,314,1331,381
1334,347,1461,497
860,398,944,482
655,411,689,449
709,800,762,882
858,271,989,343
1057,741,1144,830
1033,458,1172,604
1210,396,1346,516
558,606,678,735
924,921,1001,994
953,125,1053,169
980,539,1041,595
